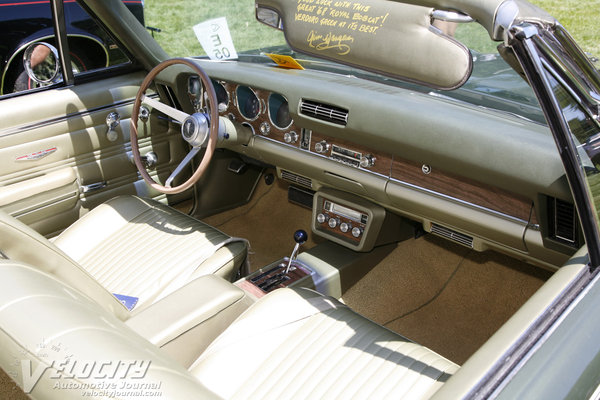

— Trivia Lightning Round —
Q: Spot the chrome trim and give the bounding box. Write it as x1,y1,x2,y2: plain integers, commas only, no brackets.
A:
15,146,57,161
0,97,140,138
431,10,473,24
389,177,531,226
1,33,109,95
81,181,107,193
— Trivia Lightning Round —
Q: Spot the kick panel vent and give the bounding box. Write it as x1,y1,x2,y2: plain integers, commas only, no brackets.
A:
548,197,577,245
281,170,312,189
431,224,474,248
300,100,348,126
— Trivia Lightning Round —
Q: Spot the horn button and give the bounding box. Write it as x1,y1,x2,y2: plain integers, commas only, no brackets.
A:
182,113,210,147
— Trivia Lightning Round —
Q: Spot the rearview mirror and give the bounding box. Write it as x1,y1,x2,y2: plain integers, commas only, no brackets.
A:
23,42,61,85
256,0,472,89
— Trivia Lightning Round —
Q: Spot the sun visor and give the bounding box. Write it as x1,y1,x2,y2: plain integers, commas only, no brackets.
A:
256,0,472,90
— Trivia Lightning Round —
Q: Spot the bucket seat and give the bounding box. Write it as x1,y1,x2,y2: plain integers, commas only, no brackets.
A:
0,195,247,313
0,259,458,399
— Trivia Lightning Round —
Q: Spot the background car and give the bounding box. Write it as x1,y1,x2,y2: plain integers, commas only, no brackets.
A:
0,0,144,94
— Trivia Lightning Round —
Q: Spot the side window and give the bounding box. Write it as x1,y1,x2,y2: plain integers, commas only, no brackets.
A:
0,0,140,96
0,1,55,95
64,1,134,75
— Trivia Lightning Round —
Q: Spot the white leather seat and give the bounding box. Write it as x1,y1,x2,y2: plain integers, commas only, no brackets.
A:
0,195,247,312
191,287,458,399
0,260,458,400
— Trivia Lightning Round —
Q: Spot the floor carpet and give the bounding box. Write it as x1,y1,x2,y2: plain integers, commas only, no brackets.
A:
342,235,553,364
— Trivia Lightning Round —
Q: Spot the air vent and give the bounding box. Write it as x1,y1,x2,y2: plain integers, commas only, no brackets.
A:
300,100,348,126
549,197,577,245
431,224,474,248
281,170,312,189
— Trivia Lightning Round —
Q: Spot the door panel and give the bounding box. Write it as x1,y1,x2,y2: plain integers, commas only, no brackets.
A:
0,71,192,236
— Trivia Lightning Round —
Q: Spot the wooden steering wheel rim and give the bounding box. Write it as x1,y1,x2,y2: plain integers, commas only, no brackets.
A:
130,58,218,194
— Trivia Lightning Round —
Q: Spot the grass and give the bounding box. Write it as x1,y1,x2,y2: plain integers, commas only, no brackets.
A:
144,0,599,58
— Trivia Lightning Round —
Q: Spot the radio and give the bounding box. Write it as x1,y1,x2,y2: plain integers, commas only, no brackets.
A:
316,198,368,243
314,141,376,169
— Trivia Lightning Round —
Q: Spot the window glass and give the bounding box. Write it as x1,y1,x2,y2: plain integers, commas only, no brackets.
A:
64,0,133,74
0,0,136,96
0,0,56,94
547,72,600,224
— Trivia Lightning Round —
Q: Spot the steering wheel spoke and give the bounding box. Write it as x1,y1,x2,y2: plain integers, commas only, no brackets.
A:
165,147,201,188
130,58,219,194
142,95,189,123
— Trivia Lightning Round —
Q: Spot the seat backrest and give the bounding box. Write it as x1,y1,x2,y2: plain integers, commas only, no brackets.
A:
0,260,220,399
0,210,130,320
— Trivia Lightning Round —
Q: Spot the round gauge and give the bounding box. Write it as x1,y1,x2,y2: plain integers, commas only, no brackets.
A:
188,75,201,97
211,80,229,112
268,93,292,129
236,86,260,120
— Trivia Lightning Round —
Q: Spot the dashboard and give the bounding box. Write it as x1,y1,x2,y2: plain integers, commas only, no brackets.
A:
165,60,580,269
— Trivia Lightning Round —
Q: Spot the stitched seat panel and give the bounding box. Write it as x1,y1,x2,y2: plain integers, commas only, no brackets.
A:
191,288,458,400
55,196,247,309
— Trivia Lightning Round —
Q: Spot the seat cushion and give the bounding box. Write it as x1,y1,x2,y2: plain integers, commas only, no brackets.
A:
54,196,247,310
0,260,221,399
190,288,459,400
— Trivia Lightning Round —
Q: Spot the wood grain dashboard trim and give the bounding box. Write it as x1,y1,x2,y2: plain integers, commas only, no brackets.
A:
391,158,536,224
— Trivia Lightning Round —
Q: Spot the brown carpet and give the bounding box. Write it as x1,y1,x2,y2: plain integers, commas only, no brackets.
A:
202,174,323,272
0,369,27,400
342,235,552,364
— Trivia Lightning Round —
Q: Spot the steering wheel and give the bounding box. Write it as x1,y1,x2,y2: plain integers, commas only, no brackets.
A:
130,58,218,194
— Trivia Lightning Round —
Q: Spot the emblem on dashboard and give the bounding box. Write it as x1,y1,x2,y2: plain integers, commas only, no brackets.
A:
16,147,57,161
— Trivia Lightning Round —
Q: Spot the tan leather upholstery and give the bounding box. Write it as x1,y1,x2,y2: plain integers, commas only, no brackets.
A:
191,288,459,399
0,206,130,320
54,196,247,309
0,195,247,313
0,260,457,399
0,261,220,399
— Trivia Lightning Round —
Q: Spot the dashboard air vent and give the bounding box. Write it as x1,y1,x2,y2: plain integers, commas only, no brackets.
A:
300,100,348,126
549,197,577,245
281,170,312,189
431,224,474,248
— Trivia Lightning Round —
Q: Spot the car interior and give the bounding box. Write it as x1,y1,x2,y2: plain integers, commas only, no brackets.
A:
0,0,594,398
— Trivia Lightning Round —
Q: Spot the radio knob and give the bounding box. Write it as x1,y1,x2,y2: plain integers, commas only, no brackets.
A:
284,131,298,143
328,218,339,229
340,222,351,233
315,140,330,154
359,154,376,168
317,213,328,224
351,226,363,238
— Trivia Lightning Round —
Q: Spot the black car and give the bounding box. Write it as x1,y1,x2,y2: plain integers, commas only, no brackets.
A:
0,0,143,94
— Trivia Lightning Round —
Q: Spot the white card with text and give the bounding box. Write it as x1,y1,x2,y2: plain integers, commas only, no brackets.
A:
193,17,238,61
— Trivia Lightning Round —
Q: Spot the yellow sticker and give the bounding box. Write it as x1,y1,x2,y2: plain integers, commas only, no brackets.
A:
266,54,304,70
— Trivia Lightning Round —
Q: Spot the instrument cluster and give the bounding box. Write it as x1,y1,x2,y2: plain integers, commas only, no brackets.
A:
187,76,301,147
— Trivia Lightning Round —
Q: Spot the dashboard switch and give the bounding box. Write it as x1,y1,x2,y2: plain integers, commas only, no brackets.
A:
351,226,363,238
340,222,351,233
317,213,328,224
359,154,376,168
315,140,330,154
328,218,339,228
284,131,298,143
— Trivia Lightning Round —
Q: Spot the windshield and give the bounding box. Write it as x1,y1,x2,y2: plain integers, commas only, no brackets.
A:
144,0,546,122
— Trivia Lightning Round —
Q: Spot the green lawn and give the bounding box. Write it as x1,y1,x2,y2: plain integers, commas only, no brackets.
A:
144,0,599,58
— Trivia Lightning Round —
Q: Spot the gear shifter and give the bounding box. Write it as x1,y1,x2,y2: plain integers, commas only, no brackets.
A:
284,229,308,274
